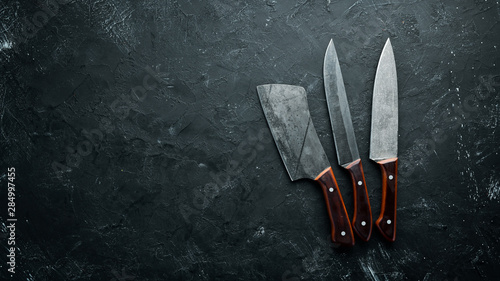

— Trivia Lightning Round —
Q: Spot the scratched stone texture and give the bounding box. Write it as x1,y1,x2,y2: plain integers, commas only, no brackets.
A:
0,0,499,280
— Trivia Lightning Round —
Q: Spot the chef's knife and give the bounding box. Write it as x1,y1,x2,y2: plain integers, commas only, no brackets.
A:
370,38,398,242
323,39,373,241
257,84,354,246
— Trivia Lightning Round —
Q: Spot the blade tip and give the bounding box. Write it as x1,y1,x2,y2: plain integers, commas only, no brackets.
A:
384,38,393,50
324,39,336,66
327,38,335,49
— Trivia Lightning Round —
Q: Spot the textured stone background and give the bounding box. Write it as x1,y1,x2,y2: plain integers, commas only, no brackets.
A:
0,0,499,280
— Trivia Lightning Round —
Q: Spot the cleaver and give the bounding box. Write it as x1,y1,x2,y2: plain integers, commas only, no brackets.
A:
257,84,354,246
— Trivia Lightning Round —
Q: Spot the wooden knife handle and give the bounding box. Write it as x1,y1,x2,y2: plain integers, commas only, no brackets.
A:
345,159,373,241
375,157,398,242
315,167,355,246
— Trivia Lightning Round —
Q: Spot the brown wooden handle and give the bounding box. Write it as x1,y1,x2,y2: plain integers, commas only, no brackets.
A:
345,159,373,241
315,167,355,246
375,157,398,242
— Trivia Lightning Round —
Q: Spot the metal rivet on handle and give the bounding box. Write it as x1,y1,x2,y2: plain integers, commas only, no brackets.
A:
341,231,346,236
361,221,366,226
389,175,394,180
357,181,362,186
387,219,392,225
329,187,334,192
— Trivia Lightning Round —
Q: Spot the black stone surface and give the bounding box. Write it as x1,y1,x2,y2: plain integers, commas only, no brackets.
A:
0,0,499,280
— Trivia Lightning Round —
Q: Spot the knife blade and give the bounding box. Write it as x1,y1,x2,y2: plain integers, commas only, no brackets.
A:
323,39,373,241
369,38,398,242
257,84,354,246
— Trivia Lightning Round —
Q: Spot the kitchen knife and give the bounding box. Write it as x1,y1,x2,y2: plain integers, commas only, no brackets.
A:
257,84,354,246
370,38,398,242
323,39,373,241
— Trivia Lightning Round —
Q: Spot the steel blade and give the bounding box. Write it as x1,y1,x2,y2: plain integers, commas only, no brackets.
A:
323,39,360,167
370,38,398,161
257,84,331,181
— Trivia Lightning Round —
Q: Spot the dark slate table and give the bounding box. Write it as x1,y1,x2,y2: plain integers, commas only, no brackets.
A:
1,0,499,280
